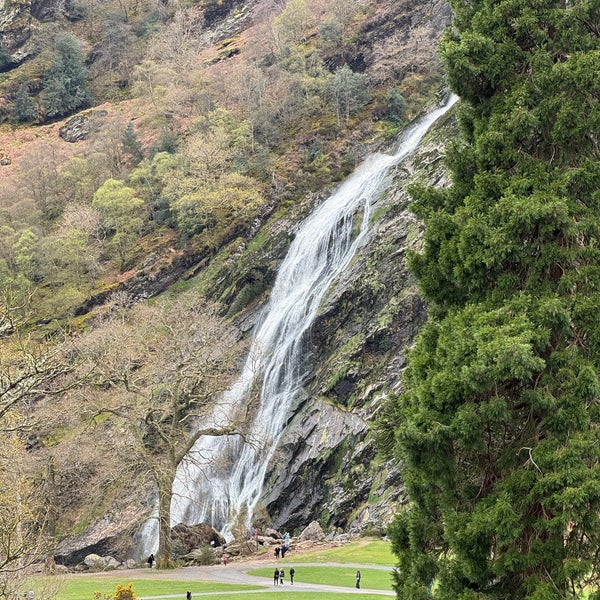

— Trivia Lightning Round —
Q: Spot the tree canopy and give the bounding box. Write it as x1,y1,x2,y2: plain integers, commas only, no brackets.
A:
379,1,600,599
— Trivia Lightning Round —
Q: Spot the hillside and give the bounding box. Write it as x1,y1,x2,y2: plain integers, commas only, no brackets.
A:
0,0,453,582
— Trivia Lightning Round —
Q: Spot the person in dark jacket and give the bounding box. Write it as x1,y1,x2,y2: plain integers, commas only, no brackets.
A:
273,568,279,585
289,567,295,585
356,570,361,589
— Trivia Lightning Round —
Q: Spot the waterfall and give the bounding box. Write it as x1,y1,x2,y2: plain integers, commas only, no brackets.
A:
169,95,458,541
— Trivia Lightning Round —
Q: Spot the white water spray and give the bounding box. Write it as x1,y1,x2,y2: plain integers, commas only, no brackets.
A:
169,96,458,541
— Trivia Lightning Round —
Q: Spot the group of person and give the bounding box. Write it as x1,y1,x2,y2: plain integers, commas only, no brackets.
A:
273,545,289,559
271,566,360,588
273,566,295,585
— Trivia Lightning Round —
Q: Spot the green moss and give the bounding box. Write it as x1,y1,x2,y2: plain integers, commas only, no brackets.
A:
225,280,265,317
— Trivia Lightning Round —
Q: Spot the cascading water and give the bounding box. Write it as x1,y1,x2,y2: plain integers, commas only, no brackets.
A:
168,95,458,542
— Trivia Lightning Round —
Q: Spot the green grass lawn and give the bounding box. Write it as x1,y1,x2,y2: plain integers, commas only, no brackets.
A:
278,538,395,566
30,538,396,600
41,577,260,600
247,566,393,590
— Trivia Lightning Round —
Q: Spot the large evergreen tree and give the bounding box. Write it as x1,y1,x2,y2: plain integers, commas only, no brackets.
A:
379,1,600,598
42,33,91,118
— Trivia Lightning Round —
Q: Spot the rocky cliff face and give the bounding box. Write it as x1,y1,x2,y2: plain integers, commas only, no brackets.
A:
0,0,80,64
259,111,457,533
0,0,34,62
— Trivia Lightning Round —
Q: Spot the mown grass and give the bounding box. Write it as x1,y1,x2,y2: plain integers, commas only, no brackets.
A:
35,538,396,600
247,566,393,590
278,538,395,566
47,577,260,600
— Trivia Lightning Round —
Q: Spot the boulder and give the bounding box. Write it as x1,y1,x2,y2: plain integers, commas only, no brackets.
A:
171,523,226,554
263,528,282,540
58,110,107,142
298,521,325,542
83,553,101,568
83,554,120,570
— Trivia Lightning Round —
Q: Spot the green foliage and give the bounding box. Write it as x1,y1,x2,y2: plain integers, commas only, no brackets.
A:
92,179,145,268
380,1,600,598
13,229,40,281
13,82,36,123
42,33,91,118
329,65,369,126
130,152,178,227
385,88,406,124
94,582,137,600
121,122,144,166
319,18,343,52
172,172,264,241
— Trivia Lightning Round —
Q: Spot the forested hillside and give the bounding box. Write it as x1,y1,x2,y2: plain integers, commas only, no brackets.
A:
0,0,452,592
0,0,446,328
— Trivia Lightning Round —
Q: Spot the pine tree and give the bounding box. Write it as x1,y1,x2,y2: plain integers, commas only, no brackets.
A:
121,121,144,166
379,1,600,598
42,33,91,118
13,82,35,123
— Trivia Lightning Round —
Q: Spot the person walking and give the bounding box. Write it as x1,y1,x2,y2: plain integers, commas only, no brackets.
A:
275,546,281,559
355,570,361,589
273,568,279,585
186,592,192,600
289,567,295,585
279,568,285,585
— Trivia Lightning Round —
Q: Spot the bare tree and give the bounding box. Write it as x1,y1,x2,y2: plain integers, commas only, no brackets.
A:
0,287,74,426
0,433,53,599
0,289,75,594
72,291,246,566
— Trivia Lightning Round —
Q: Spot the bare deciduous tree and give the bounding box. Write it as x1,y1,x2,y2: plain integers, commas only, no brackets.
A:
71,291,246,566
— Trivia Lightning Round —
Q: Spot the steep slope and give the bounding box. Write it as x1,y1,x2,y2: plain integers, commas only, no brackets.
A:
0,0,455,567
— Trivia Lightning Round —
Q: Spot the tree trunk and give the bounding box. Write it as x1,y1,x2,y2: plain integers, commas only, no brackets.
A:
156,473,175,568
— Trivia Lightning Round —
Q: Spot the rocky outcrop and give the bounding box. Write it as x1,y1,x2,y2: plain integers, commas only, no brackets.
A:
0,0,34,61
0,0,82,64
58,110,107,142
54,504,149,567
172,523,226,554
